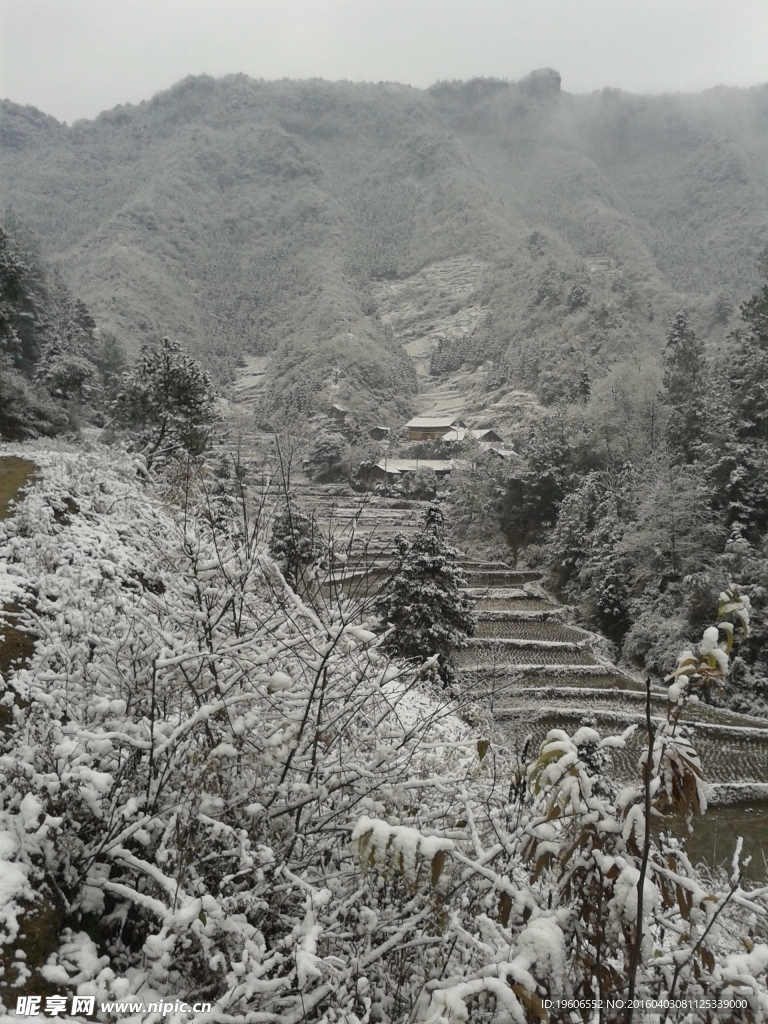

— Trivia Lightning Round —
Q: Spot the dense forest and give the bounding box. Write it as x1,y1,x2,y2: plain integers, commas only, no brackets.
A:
495,271,768,711
0,218,125,439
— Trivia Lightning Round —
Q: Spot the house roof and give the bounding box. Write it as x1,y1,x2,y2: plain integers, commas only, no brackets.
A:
374,459,454,475
405,416,466,429
441,427,504,443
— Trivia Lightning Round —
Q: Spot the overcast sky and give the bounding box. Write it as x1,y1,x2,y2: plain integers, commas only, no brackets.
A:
2,0,767,124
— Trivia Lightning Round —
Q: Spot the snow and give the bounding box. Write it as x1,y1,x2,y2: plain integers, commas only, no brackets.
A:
700,625,729,673
19,793,43,830
0,830,30,946
515,917,567,990
611,863,659,923
352,816,454,883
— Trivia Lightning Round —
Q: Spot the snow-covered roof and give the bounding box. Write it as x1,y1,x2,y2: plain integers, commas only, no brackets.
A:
374,459,454,475
441,428,504,443
405,416,466,429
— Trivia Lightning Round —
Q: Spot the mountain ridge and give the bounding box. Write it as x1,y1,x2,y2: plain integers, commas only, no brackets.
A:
2,72,767,423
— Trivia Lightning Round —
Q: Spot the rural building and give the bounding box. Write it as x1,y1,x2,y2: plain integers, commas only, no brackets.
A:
405,416,466,441
369,426,391,441
365,459,454,485
441,427,504,444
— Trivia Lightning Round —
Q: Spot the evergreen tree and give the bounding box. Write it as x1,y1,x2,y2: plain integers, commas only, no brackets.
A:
269,504,324,590
35,286,100,403
113,337,216,467
375,501,475,683
309,430,347,477
91,330,127,392
622,453,723,584
576,365,591,403
0,220,91,438
661,311,706,462
0,221,48,375
704,260,768,538
551,464,635,639
400,464,438,499
731,251,768,444
500,414,574,558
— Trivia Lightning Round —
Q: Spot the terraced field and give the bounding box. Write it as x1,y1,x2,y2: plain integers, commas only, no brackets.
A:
495,709,768,785
303,485,768,873
457,643,599,668
291,487,431,547
455,563,768,774
475,598,562,613
463,570,543,586
474,620,587,641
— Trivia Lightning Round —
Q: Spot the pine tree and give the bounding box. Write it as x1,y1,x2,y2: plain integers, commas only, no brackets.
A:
376,501,475,683
0,220,93,438
704,259,768,538
0,221,48,375
112,337,216,467
500,414,574,558
553,464,635,639
661,311,706,462
576,365,591,403
35,287,100,403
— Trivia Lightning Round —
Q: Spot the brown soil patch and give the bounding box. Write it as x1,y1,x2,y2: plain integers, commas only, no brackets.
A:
0,601,35,679
0,456,35,520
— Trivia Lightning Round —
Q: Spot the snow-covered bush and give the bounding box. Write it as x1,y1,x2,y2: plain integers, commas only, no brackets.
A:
622,598,689,677
0,448,489,1020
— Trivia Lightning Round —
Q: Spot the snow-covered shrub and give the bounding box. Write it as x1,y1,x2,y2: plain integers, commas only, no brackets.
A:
0,448,494,1020
400,465,438,499
268,502,325,590
622,598,690,677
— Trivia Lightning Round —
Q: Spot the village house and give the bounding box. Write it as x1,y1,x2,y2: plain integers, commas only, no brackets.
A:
368,425,391,441
404,415,466,441
364,458,455,486
440,427,504,444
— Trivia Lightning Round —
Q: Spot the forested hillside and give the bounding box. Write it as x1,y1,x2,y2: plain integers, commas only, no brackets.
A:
2,72,768,419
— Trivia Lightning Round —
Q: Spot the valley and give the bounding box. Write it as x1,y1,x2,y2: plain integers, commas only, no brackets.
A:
2,69,768,1016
